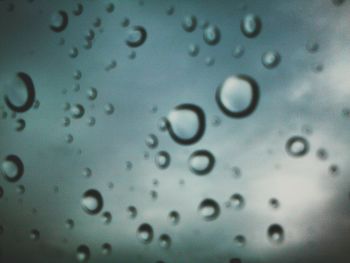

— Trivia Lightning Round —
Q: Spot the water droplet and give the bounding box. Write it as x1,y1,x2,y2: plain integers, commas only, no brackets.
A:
268,224,284,244
203,25,221,45
241,14,262,38
168,211,180,225
198,199,220,221
216,75,259,118
104,103,114,115
101,211,112,224
159,234,171,249
145,134,158,149
82,168,92,178
106,3,114,13
15,118,25,131
127,206,137,219
316,148,328,160
69,47,79,58
166,104,205,145
76,245,90,262
62,117,70,127
188,44,200,57
286,136,309,157
50,10,68,32
232,45,245,58
188,150,215,175
65,134,73,144
101,243,112,255
87,117,96,127
71,104,85,119
16,185,25,194
158,117,168,132
137,223,153,244
234,235,246,247
262,51,281,69
126,26,147,48
1,155,24,182
230,193,245,209
182,15,197,32
166,6,175,15
73,3,83,16
306,41,319,53
155,151,171,169
65,219,74,229
81,189,103,215
269,198,280,209
30,229,40,241
329,164,339,177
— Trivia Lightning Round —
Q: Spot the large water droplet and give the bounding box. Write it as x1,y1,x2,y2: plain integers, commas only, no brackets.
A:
166,104,205,145
285,136,309,157
241,14,262,38
216,75,259,118
126,26,147,48
1,155,24,182
71,104,85,119
198,199,220,221
137,223,153,244
188,150,215,175
81,189,103,215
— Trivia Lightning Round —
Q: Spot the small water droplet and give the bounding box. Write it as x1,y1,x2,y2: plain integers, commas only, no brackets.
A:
241,14,262,38
262,51,281,69
232,45,245,58
166,104,205,145
269,198,280,209
230,193,245,209
155,151,171,169
29,229,40,241
234,235,246,247
188,150,215,175
106,3,115,13
50,10,68,32
101,243,112,255
182,15,197,32
145,134,158,149
69,47,79,58
81,189,103,215
101,211,112,224
76,245,90,262
104,103,114,115
168,211,180,225
15,118,25,131
126,26,147,48
198,198,220,221
216,75,259,118
203,25,220,45
71,104,85,119
137,223,153,244
1,155,24,182
268,224,284,244
188,44,200,57
73,3,83,16
127,206,137,219
286,136,309,157
65,219,74,229
159,234,171,249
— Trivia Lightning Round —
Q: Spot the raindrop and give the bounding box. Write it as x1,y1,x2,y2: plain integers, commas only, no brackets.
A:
16,185,25,194
69,47,79,58
306,41,319,53
121,17,130,27
145,134,158,149
15,118,25,131
62,117,70,127
269,198,280,209
101,243,112,255
188,44,200,57
76,245,90,262
65,219,74,229
329,164,339,177
4,72,36,113
73,4,83,16
137,223,153,244
241,14,262,38
50,11,68,32
166,104,205,145
1,155,24,182
198,198,220,221
81,189,103,215
268,224,284,244
205,56,215,66
87,117,96,127
316,148,328,160
126,26,147,48
127,206,137,219
182,15,197,32
102,211,112,224
104,103,114,115
106,3,114,13
155,151,171,169
159,234,171,249
230,193,245,209
166,6,175,15
232,45,245,58
286,136,309,157
262,51,281,69
71,104,85,119
65,134,73,143
168,211,180,225
203,25,221,45
30,229,40,241
82,168,92,178
216,75,259,118
234,235,246,247
93,17,101,27
188,150,215,175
